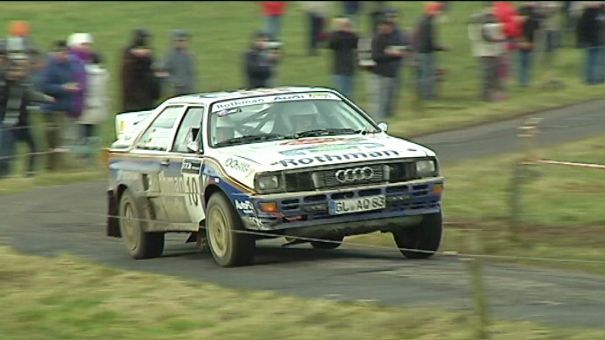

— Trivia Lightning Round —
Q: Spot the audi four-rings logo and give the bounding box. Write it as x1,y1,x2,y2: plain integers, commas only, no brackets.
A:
335,167,374,183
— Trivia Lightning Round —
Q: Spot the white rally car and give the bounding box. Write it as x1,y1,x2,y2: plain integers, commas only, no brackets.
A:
106,87,444,267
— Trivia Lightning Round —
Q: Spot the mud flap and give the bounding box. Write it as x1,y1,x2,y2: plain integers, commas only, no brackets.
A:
107,190,121,237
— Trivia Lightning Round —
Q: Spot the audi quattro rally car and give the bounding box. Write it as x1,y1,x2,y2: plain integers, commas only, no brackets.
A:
106,87,444,267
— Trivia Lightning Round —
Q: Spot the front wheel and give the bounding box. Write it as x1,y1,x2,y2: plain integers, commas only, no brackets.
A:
118,189,164,259
392,213,443,259
206,193,255,267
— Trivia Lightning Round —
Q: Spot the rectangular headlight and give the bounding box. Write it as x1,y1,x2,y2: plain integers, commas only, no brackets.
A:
256,174,282,193
416,160,436,177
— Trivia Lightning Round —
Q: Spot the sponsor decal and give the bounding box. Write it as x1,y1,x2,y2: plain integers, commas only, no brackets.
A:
273,94,307,101
225,158,252,174
280,142,384,156
235,200,253,210
280,137,346,146
307,92,334,99
271,150,400,167
181,159,202,174
211,92,341,113
235,200,254,215
213,97,267,112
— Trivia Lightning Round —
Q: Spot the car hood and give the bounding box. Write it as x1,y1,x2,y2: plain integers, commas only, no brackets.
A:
206,134,435,189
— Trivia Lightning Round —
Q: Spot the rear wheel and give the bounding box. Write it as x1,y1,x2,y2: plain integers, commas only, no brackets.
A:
206,193,255,267
310,235,344,249
118,189,164,259
392,213,443,259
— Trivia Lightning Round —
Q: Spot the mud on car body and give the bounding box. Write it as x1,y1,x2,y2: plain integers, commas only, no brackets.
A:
106,87,444,267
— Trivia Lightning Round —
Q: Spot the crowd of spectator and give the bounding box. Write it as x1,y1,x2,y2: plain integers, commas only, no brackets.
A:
0,1,603,179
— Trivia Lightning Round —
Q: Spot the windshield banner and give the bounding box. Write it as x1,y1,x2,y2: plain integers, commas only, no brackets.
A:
211,92,341,113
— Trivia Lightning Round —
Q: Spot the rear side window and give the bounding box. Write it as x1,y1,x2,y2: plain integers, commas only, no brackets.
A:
136,106,183,151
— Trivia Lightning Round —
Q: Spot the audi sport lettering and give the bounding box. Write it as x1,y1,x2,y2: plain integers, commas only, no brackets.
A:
106,86,444,267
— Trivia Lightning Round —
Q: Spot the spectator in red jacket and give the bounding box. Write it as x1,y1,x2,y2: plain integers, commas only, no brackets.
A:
493,2,522,85
259,2,288,40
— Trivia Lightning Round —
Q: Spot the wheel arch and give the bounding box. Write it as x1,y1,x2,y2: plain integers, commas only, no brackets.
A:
204,184,227,209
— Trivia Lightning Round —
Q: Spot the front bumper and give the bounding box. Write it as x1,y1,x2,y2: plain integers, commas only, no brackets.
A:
233,178,444,235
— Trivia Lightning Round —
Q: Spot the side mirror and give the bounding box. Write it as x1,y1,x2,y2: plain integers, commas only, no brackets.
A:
377,122,388,133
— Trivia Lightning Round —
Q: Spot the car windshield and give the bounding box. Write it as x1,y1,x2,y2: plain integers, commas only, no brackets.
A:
208,92,379,147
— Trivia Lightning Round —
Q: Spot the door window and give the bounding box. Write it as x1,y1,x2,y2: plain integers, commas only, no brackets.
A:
136,106,184,151
173,107,205,153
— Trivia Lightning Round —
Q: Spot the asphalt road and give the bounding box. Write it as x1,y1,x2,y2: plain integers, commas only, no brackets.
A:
2,99,605,328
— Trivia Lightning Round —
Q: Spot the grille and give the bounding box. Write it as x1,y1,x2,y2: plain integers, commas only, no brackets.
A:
313,164,385,188
284,172,315,192
282,160,425,192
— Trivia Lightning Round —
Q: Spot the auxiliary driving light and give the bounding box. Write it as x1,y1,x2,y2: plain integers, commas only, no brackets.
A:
432,183,444,195
259,202,278,213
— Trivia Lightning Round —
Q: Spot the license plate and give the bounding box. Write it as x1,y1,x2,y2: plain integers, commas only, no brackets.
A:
328,195,386,215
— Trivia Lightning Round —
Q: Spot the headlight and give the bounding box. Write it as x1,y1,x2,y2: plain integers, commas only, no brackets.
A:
256,174,281,192
416,160,436,177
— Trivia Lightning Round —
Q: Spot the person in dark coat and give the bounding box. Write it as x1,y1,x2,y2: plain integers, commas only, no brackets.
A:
577,2,605,85
413,2,447,100
120,29,159,112
243,32,276,89
371,19,405,120
1,38,53,177
328,17,359,98
516,4,541,87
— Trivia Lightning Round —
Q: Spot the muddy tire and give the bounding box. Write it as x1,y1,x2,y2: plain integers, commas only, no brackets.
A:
393,213,443,259
118,189,164,259
206,193,255,267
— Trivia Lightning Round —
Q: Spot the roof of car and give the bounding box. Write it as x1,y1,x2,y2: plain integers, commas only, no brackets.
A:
163,86,337,106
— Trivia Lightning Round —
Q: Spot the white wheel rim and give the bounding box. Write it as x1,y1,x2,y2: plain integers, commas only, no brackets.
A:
123,202,139,252
209,207,229,258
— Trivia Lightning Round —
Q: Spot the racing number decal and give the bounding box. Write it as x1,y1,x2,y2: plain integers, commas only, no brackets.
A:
185,177,200,207
181,159,205,223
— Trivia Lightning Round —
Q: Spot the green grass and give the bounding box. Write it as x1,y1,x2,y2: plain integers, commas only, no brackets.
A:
443,134,605,225
352,133,605,275
3,1,605,182
1,1,604,144
1,245,604,340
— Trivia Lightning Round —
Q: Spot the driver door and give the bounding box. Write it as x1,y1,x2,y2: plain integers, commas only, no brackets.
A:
168,106,206,226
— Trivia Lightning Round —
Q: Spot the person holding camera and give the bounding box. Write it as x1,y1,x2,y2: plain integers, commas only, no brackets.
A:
243,31,279,89
0,37,53,178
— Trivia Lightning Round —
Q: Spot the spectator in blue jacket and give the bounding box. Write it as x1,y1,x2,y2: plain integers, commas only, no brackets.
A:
40,40,81,170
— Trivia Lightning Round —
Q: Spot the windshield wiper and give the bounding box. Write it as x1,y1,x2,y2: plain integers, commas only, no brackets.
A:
214,133,287,147
294,128,362,138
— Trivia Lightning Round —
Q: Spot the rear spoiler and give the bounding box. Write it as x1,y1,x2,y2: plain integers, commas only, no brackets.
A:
113,110,153,145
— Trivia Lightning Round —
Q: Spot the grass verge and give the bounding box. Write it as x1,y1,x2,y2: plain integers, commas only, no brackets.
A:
353,134,605,275
1,246,604,339
0,1,604,144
